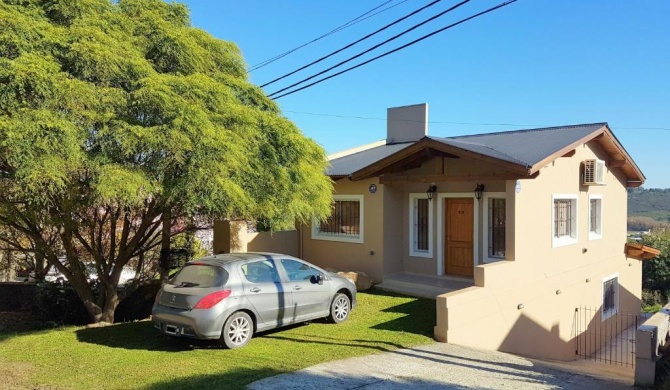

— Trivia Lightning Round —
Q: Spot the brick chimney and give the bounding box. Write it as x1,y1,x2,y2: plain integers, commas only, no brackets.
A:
386,103,428,145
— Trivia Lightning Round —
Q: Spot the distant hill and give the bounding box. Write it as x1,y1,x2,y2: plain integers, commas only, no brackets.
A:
628,188,670,221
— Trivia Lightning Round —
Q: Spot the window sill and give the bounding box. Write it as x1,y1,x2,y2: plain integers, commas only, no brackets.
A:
602,309,617,321
588,233,603,241
552,237,578,248
409,251,433,258
483,256,505,264
312,234,363,244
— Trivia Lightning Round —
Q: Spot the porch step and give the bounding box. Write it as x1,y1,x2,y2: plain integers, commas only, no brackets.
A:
375,273,474,299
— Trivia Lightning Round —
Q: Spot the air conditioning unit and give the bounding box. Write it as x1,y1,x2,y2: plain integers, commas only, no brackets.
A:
583,159,605,185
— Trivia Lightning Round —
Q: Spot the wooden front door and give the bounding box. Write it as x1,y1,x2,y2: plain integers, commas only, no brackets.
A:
445,198,474,277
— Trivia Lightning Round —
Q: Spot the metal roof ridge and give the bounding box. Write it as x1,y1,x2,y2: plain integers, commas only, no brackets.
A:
429,136,531,167
441,122,608,140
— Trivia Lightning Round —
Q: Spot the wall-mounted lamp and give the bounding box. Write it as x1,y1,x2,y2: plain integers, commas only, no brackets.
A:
474,183,485,200
426,183,437,201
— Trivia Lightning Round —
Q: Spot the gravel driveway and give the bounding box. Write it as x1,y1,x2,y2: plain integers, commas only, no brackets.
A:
248,343,630,389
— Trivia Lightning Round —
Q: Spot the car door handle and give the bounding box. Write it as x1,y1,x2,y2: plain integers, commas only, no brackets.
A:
250,287,261,293
293,286,302,290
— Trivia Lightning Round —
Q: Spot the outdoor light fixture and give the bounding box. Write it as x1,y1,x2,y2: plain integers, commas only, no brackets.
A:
474,183,485,200
426,184,437,201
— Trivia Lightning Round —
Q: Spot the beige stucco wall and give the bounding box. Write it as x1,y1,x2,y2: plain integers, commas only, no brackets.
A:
434,141,642,361
301,178,385,282
212,220,300,257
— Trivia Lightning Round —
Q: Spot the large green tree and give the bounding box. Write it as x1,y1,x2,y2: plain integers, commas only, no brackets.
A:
641,229,670,295
0,0,332,322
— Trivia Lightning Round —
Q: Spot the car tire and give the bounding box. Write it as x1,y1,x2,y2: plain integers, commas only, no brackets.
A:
327,293,351,324
220,311,253,349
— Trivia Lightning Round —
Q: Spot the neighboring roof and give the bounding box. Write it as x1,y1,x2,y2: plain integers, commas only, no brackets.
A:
625,243,661,260
327,142,414,178
326,122,645,186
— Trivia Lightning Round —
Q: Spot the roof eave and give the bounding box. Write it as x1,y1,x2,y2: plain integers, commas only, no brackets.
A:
349,137,531,181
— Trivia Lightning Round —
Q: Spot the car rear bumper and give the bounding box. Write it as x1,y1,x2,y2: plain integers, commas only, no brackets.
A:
151,304,226,339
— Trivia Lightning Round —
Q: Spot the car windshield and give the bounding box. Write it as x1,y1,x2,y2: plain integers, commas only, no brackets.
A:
170,264,228,288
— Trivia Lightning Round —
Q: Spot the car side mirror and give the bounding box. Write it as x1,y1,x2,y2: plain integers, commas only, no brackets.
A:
310,274,324,285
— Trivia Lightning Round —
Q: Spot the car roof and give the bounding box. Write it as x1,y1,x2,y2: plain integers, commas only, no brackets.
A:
187,252,296,267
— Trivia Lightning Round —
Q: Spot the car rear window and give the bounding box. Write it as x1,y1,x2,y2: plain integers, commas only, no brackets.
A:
170,264,228,288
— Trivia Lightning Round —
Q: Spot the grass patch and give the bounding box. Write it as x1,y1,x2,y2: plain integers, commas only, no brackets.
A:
0,290,435,390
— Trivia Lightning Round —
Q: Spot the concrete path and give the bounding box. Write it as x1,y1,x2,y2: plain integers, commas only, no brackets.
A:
248,343,631,389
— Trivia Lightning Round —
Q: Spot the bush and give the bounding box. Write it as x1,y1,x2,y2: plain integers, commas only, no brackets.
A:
643,289,666,307
33,279,162,326
34,281,92,326
114,280,161,323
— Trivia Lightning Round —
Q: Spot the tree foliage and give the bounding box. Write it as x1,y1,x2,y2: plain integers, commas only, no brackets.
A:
641,229,670,298
0,0,332,322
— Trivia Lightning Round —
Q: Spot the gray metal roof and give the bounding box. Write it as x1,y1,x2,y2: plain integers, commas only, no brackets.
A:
327,123,606,176
327,142,414,176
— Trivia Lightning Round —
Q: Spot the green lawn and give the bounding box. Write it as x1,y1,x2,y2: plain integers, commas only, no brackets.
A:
0,290,436,390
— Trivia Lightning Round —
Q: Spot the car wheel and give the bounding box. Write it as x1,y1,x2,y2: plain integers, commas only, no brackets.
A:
327,293,351,324
220,311,253,349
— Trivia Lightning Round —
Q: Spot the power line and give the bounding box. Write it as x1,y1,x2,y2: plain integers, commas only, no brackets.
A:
249,0,406,72
260,0,445,88
282,110,670,131
268,0,472,98
271,0,517,99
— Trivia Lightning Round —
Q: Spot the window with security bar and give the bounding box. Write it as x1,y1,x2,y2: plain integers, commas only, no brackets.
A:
319,200,360,235
552,195,577,247
410,195,432,257
602,275,618,320
313,195,364,243
488,198,506,258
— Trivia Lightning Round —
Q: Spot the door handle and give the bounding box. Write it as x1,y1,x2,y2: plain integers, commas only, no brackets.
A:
293,286,302,290
250,287,261,293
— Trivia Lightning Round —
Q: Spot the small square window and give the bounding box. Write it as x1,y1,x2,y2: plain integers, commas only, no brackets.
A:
312,195,364,243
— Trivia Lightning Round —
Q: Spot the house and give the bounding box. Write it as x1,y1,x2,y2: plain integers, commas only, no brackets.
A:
213,103,657,362
297,103,655,361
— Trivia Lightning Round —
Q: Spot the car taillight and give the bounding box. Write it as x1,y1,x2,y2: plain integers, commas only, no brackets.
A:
154,290,163,304
194,290,231,309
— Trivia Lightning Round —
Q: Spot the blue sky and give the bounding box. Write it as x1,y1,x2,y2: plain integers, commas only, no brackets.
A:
181,0,670,188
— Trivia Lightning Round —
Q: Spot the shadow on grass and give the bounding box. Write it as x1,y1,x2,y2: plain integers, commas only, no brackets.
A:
75,321,218,351
75,320,314,351
366,289,436,337
144,368,285,390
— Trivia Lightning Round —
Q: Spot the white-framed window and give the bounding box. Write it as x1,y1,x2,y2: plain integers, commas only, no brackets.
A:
312,195,364,243
409,193,433,257
552,194,578,248
602,273,619,321
483,193,506,262
589,195,603,241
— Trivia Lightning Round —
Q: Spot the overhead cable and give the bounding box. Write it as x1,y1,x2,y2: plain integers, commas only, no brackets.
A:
249,0,406,72
260,0,444,88
271,0,518,100
268,0,471,98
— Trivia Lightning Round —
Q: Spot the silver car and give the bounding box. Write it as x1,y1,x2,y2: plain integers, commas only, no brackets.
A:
151,252,357,348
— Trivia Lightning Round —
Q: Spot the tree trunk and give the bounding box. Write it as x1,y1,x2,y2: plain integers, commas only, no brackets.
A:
159,209,171,283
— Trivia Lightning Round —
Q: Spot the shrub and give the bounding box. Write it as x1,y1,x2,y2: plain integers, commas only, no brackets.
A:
114,280,161,323
34,281,92,325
